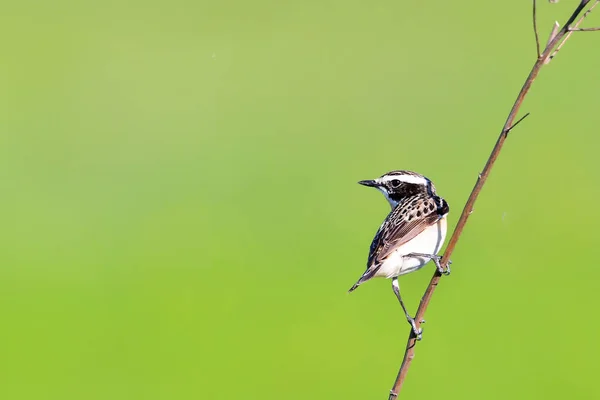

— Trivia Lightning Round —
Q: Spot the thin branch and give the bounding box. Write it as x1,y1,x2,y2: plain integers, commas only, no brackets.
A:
569,26,600,30
533,0,541,58
543,21,561,64
546,21,561,48
547,0,599,63
387,1,597,398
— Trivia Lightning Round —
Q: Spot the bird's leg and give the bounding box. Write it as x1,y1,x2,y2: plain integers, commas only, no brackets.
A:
392,278,422,340
406,252,451,275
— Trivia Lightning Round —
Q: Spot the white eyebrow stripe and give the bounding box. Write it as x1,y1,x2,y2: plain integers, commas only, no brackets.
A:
379,174,428,185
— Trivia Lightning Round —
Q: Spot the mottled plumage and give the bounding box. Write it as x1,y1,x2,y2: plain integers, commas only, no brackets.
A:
348,170,450,339
364,194,449,280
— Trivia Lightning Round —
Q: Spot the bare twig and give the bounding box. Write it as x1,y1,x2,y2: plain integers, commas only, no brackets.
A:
533,0,541,57
387,1,597,398
546,21,561,50
569,26,600,30
547,0,599,63
543,21,561,64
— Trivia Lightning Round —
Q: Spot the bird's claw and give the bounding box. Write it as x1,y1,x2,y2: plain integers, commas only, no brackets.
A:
442,262,451,276
405,253,451,275
407,317,423,340
433,255,451,276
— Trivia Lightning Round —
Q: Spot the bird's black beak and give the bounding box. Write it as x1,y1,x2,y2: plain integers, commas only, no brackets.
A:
358,179,378,187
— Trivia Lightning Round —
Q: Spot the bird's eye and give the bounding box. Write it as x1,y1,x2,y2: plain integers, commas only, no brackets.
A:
390,179,401,188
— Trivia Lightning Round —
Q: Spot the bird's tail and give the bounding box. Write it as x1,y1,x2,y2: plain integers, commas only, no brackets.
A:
348,268,378,293
348,281,361,293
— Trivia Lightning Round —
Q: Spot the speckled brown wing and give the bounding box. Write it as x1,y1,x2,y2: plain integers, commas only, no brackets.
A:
365,195,449,272
347,194,450,292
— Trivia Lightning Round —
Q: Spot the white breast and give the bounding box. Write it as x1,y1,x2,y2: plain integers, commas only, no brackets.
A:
375,216,448,278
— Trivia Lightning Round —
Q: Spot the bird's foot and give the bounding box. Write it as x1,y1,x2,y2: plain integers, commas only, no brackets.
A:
407,317,423,341
433,256,452,276
406,253,451,275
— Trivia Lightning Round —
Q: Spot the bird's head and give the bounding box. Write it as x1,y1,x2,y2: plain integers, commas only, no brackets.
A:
358,170,436,208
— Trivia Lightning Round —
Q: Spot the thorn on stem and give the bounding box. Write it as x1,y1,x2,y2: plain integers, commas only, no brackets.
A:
504,112,531,137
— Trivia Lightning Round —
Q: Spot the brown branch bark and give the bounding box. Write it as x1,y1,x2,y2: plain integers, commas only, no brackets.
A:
387,1,596,398
533,0,541,57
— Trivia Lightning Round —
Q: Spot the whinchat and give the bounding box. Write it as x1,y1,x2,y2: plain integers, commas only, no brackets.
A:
349,170,450,339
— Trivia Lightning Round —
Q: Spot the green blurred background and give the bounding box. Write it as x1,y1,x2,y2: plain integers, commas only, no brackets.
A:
2,1,599,399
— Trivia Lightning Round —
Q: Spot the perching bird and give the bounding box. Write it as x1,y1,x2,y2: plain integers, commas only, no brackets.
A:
349,170,450,339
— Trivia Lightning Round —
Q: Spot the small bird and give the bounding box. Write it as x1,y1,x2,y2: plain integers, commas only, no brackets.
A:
349,170,450,339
